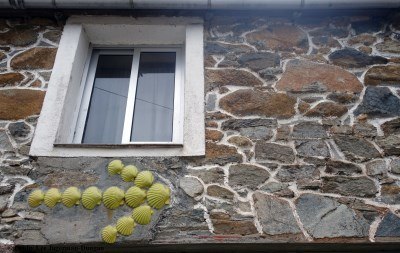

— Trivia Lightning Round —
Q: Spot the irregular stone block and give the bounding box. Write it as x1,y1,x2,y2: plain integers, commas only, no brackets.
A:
228,164,269,190
376,212,400,240
210,211,258,235
205,42,252,55
379,183,400,205
11,47,57,70
276,59,363,93
309,27,348,38
253,192,301,235
391,158,400,174
327,92,358,104
237,52,280,71
329,48,387,68
354,87,400,117
366,159,388,176
351,19,384,34
295,140,329,158
227,136,252,147
246,25,308,53
0,26,37,47
376,40,400,54
376,135,400,156
304,102,348,117
348,34,376,46
43,30,61,44
292,122,327,139
0,73,25,87
0,89,45,120
221,118,277,130
219,89,296,119
0,130,13,151
193,142,242,166
260,182,294,198
239,126,274,141
188,167,224,185
255,142,295,163
205,129,223,142
364,65,400,86
207,185,234,201
179,177,204,198
205,69,263,91
333,135,381,161
276,165,319,182
295,194,369,238
381,118,400,136
325,160,362,176
8,121,30,140
321,176,378,197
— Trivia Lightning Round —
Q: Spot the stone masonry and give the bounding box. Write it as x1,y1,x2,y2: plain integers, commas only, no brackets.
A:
1,12,400,251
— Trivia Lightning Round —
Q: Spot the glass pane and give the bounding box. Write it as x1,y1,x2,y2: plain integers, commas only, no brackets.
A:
131,52,176,142
82,53,133,144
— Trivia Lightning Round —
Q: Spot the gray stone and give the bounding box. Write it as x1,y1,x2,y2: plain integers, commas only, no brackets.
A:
258,67,282,81
354,87,400,118
0,130,13,151
295,140,329,158
239,126,274,141
381,118,400,136
15,230,47,245
391,158,400,174
325,160,362,176
0,184,15,195
353,122,377,137
379,183,400,205
206,94,217,111
253,192,301,235
205,42,251,54
376,212,400,238
1,209,16,218
228,164,270,190
255,142,295,163
333,135,381,161
260,182,294,198
376,39,400,54
0,194,9,212
238,52,280,71
352,19,384,34
376,135,400,156
296,194,369,238
292,122,327,139
321,176,378,197
188,167,224,184
329,48,387,68
8,121,30,139
179,177,204,198
366,159,388,176
207,185,234,201
221,118,277,130
297,179,321,190
276,165,319,182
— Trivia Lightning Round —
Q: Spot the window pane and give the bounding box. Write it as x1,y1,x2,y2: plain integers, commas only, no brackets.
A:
131,52,176,142
82,53,133,144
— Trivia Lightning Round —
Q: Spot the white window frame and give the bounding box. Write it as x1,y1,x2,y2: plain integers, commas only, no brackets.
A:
29,16,205,157
73,47,184,145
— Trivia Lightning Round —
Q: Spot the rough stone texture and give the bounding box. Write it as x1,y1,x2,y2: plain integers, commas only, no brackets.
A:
246,25,308,53
195,142,242,166
227,136,252,147
0,27,37,47
221,118,277,130
333,135,381,161
205,42,252,55
329,48,387,68
180,177,204,198
205,129,224,142
364,65,400,86
296,194,369,238
0,130,13,150
376,40,400,54
366,159,388,176
321,176,378,197
304,102,348,117
255,142,295,163
348,33,376,46
207,185,234,201
260,182,294,198
276,60,363,93
253,192,301,235
376,212,400,240
379,184,400,205
381,118,400,136
8,121,30,139
376,135,400,156
206,69,263,90
325,160,362,176
210,211,258,235
0,73,25,87
354,87,400,117
292,122,327,139
295,140,329,158
391,158,400,174
276,165,319,182
228,164,270,190
237,52,280,71
219,89,296,119
11,47,57,70
43,30,61,44
189,167,225,185
0,89,45,120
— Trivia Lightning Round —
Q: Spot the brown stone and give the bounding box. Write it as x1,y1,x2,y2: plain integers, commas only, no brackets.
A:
246,25,308,53
204,55,216,68
205,129,224,142
359,46,372,54
381,118,400,136
205,69,263,91
0,73,24,87
298,101,311,113
0,27,37,47
364,65,400,86
219,89,296,119
206,112,232,120
0,89,45,120
376,40,400,54
348,34,376,46
210,211,258,235
304,102,348,117
227,136,252,147
0,52,5,61
11,47,57,70
43,30,61,44
255,141,295,163
29,79,42,88
312,36,341,48
276,60,363,93
207,185,234,200
197,142,242,166
205,121,218,128
43,171,99,188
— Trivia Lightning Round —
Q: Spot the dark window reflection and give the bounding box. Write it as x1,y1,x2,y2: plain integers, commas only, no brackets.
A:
131,52,176,142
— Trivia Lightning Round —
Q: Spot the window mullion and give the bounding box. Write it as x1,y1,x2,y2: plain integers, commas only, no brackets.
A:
121,49,141,144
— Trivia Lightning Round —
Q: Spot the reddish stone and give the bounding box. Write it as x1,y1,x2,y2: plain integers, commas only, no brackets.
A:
0,73,24,87
206,129,224,142
246,25,308,53
205,121,218,128
364,65,400,86
211,211,258,235
205,69,263,91
0,89,45,120
0,27,37,47
11,47,57,70
304,102,348,117
196,142,242,166
276,60,363,93
219,89,296,119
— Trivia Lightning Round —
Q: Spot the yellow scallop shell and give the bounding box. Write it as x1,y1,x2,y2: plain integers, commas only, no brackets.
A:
147,183,171,209
132,205,153,225
28,189,45,208
101,225,117,244
134,171,154,188
108,160,124,175
44,188,62,208
116,216,136,236
125,186,146,208
81,186,102,210
121,165,139,182
102,187,125,210
61,187,81,208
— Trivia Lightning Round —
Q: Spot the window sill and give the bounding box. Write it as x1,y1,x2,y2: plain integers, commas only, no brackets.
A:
53,143,184,149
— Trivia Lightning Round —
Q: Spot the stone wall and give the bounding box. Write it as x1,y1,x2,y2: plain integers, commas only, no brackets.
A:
1,12,400,252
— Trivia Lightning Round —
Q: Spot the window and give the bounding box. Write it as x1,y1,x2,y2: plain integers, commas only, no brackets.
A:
74,48,183,145
30,16,205,157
